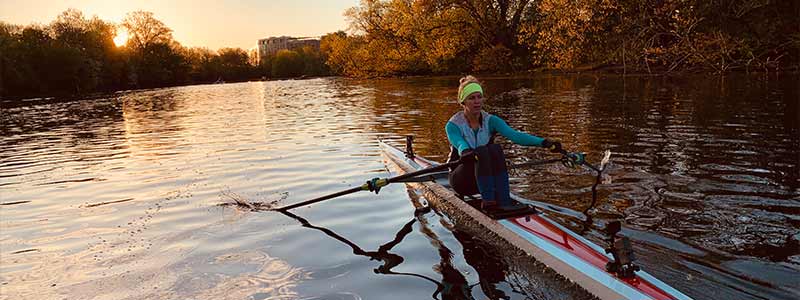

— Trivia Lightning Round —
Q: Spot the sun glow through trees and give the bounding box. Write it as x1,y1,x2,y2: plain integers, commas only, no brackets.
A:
113,30,128,47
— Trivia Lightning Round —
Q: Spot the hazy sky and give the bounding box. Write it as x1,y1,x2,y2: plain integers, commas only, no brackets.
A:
0,0,359,50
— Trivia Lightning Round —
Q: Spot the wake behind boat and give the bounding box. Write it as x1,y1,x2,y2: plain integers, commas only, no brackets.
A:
378,138,693,300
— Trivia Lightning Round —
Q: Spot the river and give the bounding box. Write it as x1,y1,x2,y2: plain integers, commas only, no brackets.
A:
1,74,798,300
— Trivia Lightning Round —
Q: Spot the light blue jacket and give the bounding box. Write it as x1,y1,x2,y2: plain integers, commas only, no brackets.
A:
445,111,546,155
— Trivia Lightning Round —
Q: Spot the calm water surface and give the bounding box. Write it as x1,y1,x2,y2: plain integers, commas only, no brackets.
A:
1,74,798,300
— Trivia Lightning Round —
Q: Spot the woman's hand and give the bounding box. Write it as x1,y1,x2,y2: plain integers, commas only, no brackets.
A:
542,139,563,153
459,148,476,162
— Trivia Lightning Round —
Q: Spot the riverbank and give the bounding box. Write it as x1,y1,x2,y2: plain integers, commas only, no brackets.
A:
4,67,798,104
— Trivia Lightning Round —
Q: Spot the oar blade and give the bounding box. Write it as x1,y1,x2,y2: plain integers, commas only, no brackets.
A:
599,150,612,171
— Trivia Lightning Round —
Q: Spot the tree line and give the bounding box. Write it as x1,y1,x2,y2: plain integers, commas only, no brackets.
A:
323,0,799,77
1,9,328,99
2,2,798,99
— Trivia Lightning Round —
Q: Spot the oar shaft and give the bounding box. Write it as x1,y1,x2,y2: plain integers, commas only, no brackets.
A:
386,161,459,184
584,162,601,173
275,160,462,211
276,186,364,211
509,158,563,169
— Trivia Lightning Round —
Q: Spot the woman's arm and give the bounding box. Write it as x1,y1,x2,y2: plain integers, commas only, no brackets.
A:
445,121,472,154
489,115,545,147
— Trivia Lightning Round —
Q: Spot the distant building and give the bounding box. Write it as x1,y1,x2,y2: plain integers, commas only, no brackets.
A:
257,36,320,63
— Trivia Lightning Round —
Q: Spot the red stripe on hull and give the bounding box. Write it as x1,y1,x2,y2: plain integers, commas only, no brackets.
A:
510,216,675,300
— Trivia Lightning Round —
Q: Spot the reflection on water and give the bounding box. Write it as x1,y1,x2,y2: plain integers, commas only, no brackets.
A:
1,75,798,300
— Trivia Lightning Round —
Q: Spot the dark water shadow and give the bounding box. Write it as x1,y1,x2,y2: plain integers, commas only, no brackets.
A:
276,208,476,300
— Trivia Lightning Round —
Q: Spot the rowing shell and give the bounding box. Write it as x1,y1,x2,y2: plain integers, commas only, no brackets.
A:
379,140,693,300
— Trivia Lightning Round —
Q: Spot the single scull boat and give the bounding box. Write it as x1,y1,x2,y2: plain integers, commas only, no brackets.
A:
379,138,692,300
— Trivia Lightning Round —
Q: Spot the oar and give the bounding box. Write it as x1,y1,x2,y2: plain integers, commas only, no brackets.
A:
508,158,563,169
552,148,613,219
510,150,600,172
553,148,604,173
273,159,463,211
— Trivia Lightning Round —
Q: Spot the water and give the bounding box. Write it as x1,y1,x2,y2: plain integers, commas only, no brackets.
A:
1,74,798,300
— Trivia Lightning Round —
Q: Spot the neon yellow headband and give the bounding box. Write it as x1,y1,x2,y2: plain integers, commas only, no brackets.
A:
458,83,484,103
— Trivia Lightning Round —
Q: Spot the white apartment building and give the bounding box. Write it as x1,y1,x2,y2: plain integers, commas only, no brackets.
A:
257,36,320,63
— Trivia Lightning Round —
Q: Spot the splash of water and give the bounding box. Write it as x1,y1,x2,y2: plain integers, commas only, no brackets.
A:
219,189,288,211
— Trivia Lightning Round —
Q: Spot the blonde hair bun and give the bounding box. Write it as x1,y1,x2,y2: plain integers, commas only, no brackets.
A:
457,75,482,103
459,75,479,85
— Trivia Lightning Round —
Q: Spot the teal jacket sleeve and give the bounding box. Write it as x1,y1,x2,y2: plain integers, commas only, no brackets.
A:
489,115,545,147
445,121,472,154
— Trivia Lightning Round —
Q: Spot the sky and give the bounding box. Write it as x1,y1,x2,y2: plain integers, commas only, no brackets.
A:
0,0,359,50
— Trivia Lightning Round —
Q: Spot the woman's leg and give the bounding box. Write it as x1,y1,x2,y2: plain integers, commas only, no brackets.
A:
473,146,497,204
448,158,479,197
486,144,511,207
448,145,514,208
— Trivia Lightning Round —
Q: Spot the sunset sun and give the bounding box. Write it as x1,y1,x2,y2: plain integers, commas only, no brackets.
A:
113,30,128,47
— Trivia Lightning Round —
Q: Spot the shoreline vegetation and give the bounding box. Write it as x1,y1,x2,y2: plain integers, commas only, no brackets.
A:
2,1,798,100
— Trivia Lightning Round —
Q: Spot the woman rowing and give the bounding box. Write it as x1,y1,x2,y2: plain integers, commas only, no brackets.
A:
445,75,579,210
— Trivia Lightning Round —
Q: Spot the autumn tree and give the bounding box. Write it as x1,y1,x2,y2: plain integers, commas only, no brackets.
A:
49,9,119,92
121,11,188,87
271,49,304,78
183,47,215,82
526,0,620,69
320,31,361,76
0,23,49,96
121,11,173,51
344,0,424,76
215,48,253,81
295,46,329,76
430,0,533,57
332,0,534,75
1,10,123,97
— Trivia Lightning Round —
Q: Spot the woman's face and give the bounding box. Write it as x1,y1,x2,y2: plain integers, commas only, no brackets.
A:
462,92,483,114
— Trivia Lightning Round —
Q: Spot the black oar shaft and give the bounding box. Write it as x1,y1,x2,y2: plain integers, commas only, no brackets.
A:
509,158,562,169
276,186,364,211
275,160,461,211
584,163,601,173
385,160,458,184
